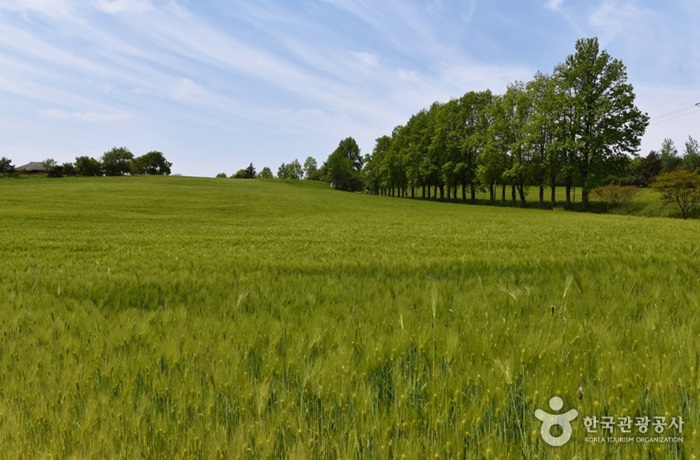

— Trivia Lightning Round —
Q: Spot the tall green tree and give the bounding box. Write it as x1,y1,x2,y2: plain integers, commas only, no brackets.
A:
326,137,363,191
456,90,493,202
303,157,318,180
554,37,649,209
75,156,103,176
682,136,700,171
526,72,559,205
660,138,681,172
102,147,134,176
132,151,172,175
258,167,274,179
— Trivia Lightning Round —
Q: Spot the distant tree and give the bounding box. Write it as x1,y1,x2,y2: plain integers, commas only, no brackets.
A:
326,137,363,191
132,151,172,175
636,150,662,186
62,162,76,176
75,156,103,176
303,156,318,179
277,160,302,179
287,159,303,179
652,170,700,219
0,157,15,177
233,163,256,179
682,136,700,171
42,158,64,178
102,147,134,176
258,167,273,179
215,172,228,178
659,138,681,172
42,158,58,170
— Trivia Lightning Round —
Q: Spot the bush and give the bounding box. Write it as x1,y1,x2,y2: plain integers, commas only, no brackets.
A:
591,185,640,210
652,170,700,219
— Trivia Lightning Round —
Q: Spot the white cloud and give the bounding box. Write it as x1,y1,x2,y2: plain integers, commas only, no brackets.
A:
39,108,131,122
95,0,154,14
172,78,204,101
546,0,563,11
0,0,73,17
352,51,379,66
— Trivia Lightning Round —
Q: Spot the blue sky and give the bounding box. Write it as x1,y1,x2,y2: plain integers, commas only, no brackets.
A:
2,0,699,176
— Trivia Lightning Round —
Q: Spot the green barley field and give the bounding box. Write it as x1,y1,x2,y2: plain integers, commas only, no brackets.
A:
0,176,698,459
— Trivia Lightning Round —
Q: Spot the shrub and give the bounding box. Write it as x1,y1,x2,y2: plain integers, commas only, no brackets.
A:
591,185,640,210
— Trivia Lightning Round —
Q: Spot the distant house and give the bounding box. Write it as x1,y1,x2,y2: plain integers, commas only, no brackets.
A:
16,162,47,174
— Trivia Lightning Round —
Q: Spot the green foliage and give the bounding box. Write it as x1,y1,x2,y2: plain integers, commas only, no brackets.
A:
363,37,648,210
682,136,700,171
277,159,302,180
102,147,134,176
652,169,700,218
326,137,363,191
303,156,318,179
0,177,697,457
660,138,682,172
258,167,274,179
591,184,640,209
131,151,172,175
75,156,103,176
215,172,228,178
0,157,15,177
234,163,256,179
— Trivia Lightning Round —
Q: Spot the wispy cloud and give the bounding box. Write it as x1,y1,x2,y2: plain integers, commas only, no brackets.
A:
0,0,698,175
39,108,131,122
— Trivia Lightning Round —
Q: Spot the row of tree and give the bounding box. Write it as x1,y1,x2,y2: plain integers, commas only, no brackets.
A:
0,147,172,178
226,156,325,181
352,37,650,210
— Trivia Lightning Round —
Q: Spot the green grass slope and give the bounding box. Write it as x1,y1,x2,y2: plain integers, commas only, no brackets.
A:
0,176,697,458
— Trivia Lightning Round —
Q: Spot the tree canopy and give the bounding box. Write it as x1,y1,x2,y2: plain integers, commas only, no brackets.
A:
358,37,650,209
326,137,363,191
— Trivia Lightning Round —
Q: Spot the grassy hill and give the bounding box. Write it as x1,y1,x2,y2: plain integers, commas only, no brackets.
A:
0,176,697,458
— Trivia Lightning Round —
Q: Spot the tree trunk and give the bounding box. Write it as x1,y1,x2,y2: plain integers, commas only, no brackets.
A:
501,184,506,204
565,175,572,207
539,185,544,206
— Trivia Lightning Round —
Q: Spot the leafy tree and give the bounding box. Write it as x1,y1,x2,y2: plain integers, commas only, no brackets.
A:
42,158,58,170
660,138,681,172
287,160,303,179
303,157,318,179
526,72,559,205
682,136,700,171
43,158,64,178
215,172,228,178
0,157,15,177
326,137,363,191
102,147,134,176
554,37,649,209
258,167,273,179
653,170,700,219
132,151,172,175
634,150,661,186
62,162,76,176
277,160,302,179
233,163,256,179
75,156,103,176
